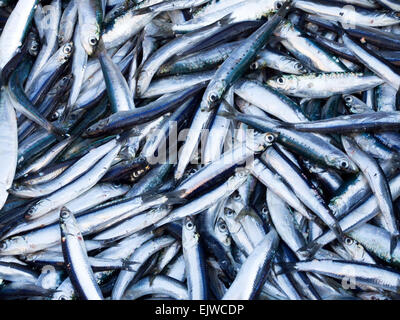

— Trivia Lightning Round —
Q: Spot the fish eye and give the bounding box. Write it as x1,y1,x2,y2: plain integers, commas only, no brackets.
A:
233,193,241,201
277,77,285,85
275,1,283,9
208,92,218,103
344,96,353,104
237,171,246,178
265,133,275,143
185,220,195,230
217,220,227,232
0,242,7,250
89,36,98,46
225,208,234,217
250,62,259,70
294,62,303,70
340,160,349,169
345,237,353,245
63,45,72,54
132,171,140,178
51,112,60,121
262,206,268,215
60,209,70,219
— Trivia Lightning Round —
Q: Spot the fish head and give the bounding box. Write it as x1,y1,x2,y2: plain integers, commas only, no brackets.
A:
325,154,358,173
80,23,101,56
182,216,200,248
57,74,74,91
223,207,241,233
274,19,296,38
225,192,245,214
57,42,74,64
25,199,52,220
342,237,366,261
214,217,231,247
266,74,298,94
83,117,110,138
0,236,29,256
49,105,65,121
203,80,226,111
27,31,40,57
227,168,249,191
59,207,80,236
253,131,276,151
292,60,307,75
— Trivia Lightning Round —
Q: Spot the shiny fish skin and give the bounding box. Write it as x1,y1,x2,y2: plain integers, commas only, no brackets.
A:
282,111,400,134
222,228,279,300
77,0,103,56
341,136,399,252
25,144,121,220
293,0,400,27
0,88,18,210
136,22,222,96
342,32,400,91
267,72,385,98
11,139,119,198
200,1,292,111
60,208,104,300
282,259,400,293
0,0,38,70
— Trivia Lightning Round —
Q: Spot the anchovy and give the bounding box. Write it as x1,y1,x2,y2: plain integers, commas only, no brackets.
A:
60,208,103,300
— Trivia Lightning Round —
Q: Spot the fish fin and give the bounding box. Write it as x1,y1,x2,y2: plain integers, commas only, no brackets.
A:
121,259,140,272
299,98,311,105
235,206,261,223
93,235,126,244
297,241,322,259
92,237,124,249
310,217,326,230
59,104,73,124
270,35,285,44
331,223,346,246
93,39,107,58
131,6,152,15
164,190,187,205
217,13,234,26
274,262,297,275
127,37,144,81
173,175,183,187
390,234,400,257
51,125,67,141
152,19,173,35
336,24,346,37
275,122,293,129
148,274,158,286
217,111,235,119
217,98,240,119
140,190,187,206
116,129,141,144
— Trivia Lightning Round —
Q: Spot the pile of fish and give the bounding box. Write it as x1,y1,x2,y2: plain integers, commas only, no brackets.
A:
2,0,400,300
